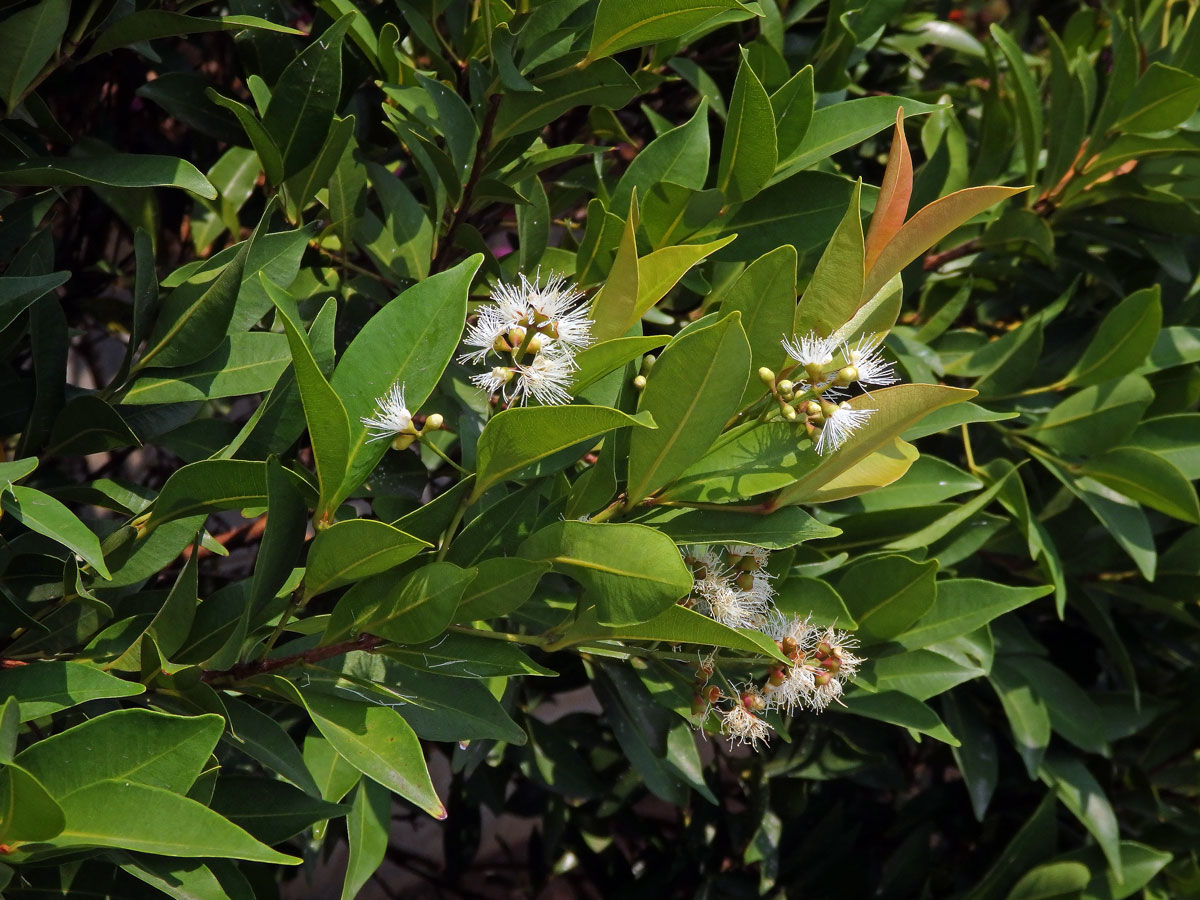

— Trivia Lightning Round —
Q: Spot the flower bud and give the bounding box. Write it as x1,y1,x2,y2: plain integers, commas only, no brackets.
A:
836,365,859,386
632,374,647,391
640,354,657,374
782,404,798,421
758,366,776,385
802,400,823,419
424,413,444,432
814,670,834,687
777,379,794,398
391,434,416,451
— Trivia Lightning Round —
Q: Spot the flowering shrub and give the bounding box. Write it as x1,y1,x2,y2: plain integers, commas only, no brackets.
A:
1,0,1199,897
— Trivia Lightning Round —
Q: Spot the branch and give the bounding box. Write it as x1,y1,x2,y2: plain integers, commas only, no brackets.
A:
431,93,502,273
201,632,385,683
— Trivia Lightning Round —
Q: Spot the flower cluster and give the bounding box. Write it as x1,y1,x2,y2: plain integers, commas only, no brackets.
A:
683,544,864,750
459,271,593,406
764,329,899,455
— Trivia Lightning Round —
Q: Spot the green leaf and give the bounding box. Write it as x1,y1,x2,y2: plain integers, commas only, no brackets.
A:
258,676,445,819
124,333,291,404
834,555,937,642
586,0,747,62
1060,842,1173,900
0,155,216,198
384,633,556,678
265,276,351,522
1,485,110,579
588,194,640,341
773,96,942,184
207,89,284,184
324,561,475,645
519,521,693,626
793,180,864,339
149,460,273,527
16,708,223,797
775,575,856,628
261,14,354,178
627,314,751,505
632,237,737,323
1061,287,1162,388
1018,657,1108,755
863,185,1028,300
223,698,321,796
118,857,239,900
1077,447,1200,524
561,603,790,664
42,780,298,863
659,421,814,503
941,694,998,821
341,779,390,900
1005,862,1090,900
455,558,550,621
0,271,70,333
716,171,858,261
1130,414,1200,478
898,581,1051,650
631,505,840,548
0,765,64,843
361,161,432,280
839,690,960,745
305,520,430,598
613,100,710,213
0,0,70,112
210,775,347,844
139,202,271,369
1115,62,1200,134
1038,754,1123,881
331,255,482,499
717,246,797,403
716,51,777,203
860,648,986,701
990,658,1051,777
473,405,656,500
569,335,670,394
146,536,199,658
493,58,638,143
990,24,1043,187
45,395,140,456
770,65,815,159
86,11,303,59
1032,375,1154,457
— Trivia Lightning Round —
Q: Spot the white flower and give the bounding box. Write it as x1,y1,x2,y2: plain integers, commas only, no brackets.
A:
814,403,875,455
360,381,414,442
763,611,814,648
459,304,514,365
781,330,837,367
470,366,514,396
696,579,770,630
807,673,844,712
765,664,817,715
727,544,770,570
508,271,593,352
841,334,898,387
510,349,576,406
720,703,772,749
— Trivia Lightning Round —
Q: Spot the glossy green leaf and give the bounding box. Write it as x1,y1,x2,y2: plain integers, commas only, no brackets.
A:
1,485,110,579
569,335,670,394
1061,287,1162,388
86,11,303,59
331,255,481,498
717,51,776,203
258,676,445,819
1005,862,1090,900
455,558,550,621
473,405,655,500
493,58,638,142
384,633,555,678
1130,414,1200,478
941,694,998,821
324,561,475,645
633,237,737,323
990,24,1043,186
627,314,751,505
898,581,1051,650
839,690,960,745
793,180,864,339
718,245,797,403
0,764,64,843
1038,755,1123,880
0,0,69,111
0,271,70,332
149,460,270,527
341,779,390,900
305,520,430,598
1032,374,1154,457
206,89,284,184
990,659,1051,778
16,709,223,797
261,14,354,178
587,193,640,341
612,100,710,212
834,555,937,642
631,505,840,548
0,154,215,198
223,698,321,796
210,775,347,844
1115,62,1200,134
519,521,693,626
586,0,747,61
266,276,351,522
124,333,290,404
1078,447,1200,524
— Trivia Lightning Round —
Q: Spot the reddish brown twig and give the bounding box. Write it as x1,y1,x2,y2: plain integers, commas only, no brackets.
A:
201,632,385,683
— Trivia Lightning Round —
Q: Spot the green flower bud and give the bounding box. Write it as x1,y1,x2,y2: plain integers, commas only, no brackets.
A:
835,365,858,386
424,413,444,432
632,374,647,391
758,366,776,385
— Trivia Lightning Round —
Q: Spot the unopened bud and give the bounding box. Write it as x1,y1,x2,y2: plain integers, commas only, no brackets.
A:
820,656,841,672
424,413,444,432
632,374,647,390
741,691,766,712
507,326,526,347
391,434,416,451
758,366,776,385
783,404,798,420
815,640,833,657
777,379,794,397
836,365,859,386
802,400,822,419
640,354,657,373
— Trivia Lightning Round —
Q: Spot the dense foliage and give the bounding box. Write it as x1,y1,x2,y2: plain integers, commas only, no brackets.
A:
1,0,1199,897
